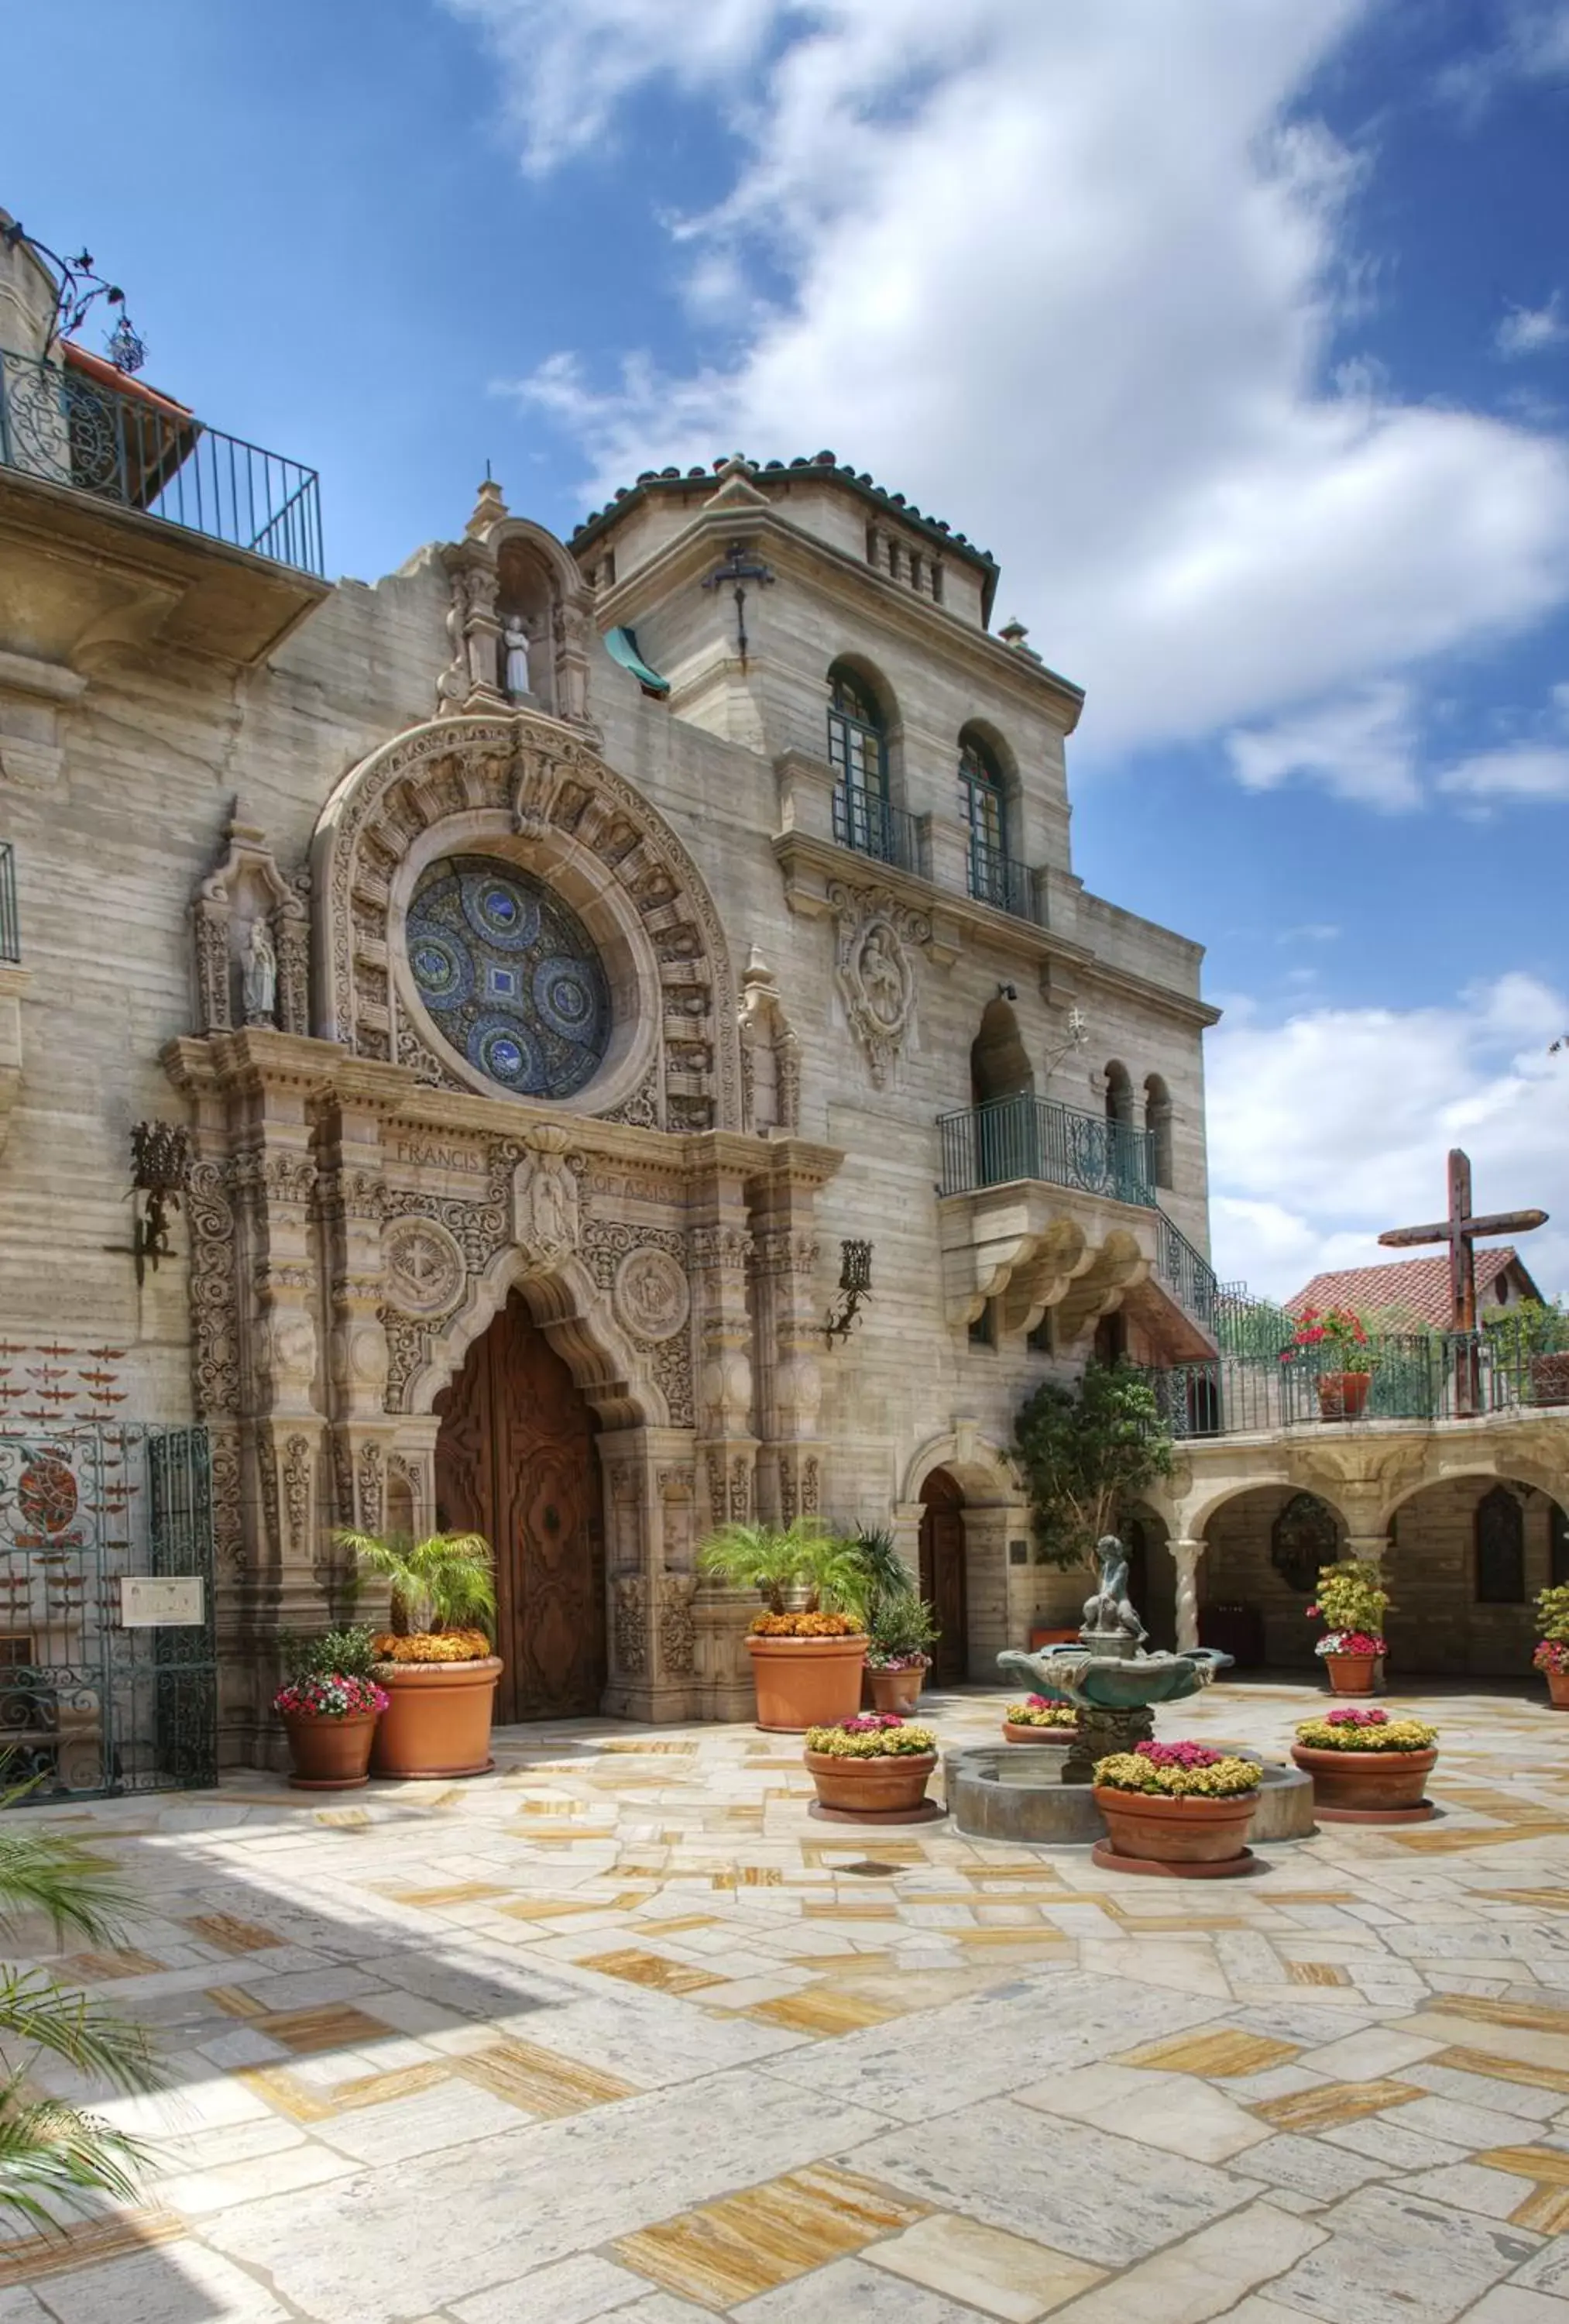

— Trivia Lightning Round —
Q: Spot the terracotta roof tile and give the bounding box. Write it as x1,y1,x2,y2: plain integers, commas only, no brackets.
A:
1286,1248,1535,1329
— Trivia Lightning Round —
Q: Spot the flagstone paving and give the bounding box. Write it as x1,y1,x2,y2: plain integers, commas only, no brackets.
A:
7,1679,1569,2322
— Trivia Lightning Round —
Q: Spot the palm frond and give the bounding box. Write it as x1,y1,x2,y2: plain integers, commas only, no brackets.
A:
0,2082,149,2226
0,1972,159,2093
334,1529,496,1635
0,1814,139,1949
696,1520,830,1614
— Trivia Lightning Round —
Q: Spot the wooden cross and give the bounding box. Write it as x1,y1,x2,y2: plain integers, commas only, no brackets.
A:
1378,1148,1547,1332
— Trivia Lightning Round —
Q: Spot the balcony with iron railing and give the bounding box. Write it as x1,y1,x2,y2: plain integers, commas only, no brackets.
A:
939,1090,1155,1208
1141,1328,1568,1439
0,343,328,664
966,834,1039,924
830,783,919,874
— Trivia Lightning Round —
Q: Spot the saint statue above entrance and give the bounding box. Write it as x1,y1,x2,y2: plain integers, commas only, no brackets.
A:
405,854,610,1099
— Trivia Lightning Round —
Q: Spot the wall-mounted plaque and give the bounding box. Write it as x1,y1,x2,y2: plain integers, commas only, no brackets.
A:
118,1576,205,1629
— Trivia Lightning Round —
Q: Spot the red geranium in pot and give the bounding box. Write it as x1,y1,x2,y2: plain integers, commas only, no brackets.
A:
275,1627,390,1791
1281,1306,1375,1421
1532,1587,1569,1707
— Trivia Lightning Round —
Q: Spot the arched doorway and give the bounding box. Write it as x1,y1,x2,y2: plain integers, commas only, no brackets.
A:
919,1469,969,1683
434,1291,605,1724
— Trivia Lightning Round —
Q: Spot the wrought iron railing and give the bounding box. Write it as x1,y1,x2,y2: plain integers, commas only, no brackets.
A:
0,345,324,576
0,841,16,964
967,837,1039,923
1141,1329,1569,1439
832,783,918,872
1155,1208,1219,1327
939,1090,1155,1205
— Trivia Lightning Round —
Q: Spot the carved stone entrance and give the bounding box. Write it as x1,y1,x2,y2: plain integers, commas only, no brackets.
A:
434,1291,605,1723
919,1468,969,1684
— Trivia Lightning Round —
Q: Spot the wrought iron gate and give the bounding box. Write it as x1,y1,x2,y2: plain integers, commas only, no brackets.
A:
0,1426,217,1801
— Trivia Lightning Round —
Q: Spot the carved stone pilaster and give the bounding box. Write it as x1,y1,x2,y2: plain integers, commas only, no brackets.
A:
689,1202,757,1552
750,1183,824,1528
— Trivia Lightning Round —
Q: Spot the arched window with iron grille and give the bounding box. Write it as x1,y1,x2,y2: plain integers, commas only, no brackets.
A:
826,663,896,863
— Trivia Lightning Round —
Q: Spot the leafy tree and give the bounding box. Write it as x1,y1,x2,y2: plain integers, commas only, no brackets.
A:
0,1806,160,2224
1012,1360,1175,1569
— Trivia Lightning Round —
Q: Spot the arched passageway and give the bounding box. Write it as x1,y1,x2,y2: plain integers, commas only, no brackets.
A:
918,1468,970,1685
1199,1484,1347,1670
434,1290,606,1722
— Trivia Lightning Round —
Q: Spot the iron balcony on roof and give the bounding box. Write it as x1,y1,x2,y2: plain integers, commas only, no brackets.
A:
0,344,323,577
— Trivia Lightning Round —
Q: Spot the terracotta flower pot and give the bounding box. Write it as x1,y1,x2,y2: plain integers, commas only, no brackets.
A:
283,1710,379,1791
1546,1666,1569,1709
1325,1654,1378,1696
1290,1742,1437,1819
1003,1720,1073,1745
805,1748,938,1820
370,1658,503,1779
1317,1371,1371,1421
746,1635,868,1731
1092,1785,1258,1866
1530,1353,1569,1407
867,1665,925,1714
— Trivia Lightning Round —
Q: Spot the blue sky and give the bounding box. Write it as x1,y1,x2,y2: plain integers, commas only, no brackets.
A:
8,0,1568,1298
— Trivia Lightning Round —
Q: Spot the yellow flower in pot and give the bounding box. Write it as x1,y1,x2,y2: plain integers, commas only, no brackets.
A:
335,1528,500,1779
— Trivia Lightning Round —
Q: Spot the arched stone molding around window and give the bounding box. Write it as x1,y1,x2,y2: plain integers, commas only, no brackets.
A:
894,1423,1031,1680
311,710,741,1132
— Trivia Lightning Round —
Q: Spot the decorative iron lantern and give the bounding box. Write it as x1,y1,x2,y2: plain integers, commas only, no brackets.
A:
823,1239,874,1342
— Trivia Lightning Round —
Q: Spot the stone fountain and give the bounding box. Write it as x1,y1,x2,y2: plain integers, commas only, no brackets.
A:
946,1535,1313,1844
997,1535,1227,1784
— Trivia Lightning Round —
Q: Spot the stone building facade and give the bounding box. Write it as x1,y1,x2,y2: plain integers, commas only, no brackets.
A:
0,221,1221,1762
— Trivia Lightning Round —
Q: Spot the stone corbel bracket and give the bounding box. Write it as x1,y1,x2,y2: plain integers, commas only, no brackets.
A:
939,1183,1153,1334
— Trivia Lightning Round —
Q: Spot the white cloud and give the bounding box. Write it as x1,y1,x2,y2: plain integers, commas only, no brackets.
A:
457,0,1569,764
1207,973,1569,1301
1437,746,1569,801
1225,682,1419,810
1497,294,1568,359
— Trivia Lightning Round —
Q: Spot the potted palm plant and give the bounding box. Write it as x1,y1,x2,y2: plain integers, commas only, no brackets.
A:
1532,1583,1569,1708
334,1528,500,1778
697,1518,867,1731
273,1626,389,1790
1307,1559,1390,1695
1092,1740,1261,1875
1281,1306,1375,1421
804,1714,941,1822
1290,1707,1438,1820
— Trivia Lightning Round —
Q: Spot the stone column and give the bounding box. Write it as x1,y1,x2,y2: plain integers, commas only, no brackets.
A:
1170,1536,1206,1653
317,1092,395,1607
688,1174,759,1716
749,1165,823,1530
1344,1532,1389,1573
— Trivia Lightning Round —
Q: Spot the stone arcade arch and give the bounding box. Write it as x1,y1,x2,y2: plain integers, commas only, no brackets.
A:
311,709,743,1134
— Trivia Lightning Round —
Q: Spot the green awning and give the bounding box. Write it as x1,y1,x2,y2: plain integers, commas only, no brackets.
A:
604,625,671,698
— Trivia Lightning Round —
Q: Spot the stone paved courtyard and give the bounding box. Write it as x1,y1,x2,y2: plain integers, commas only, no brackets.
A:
6,1679,1569,2324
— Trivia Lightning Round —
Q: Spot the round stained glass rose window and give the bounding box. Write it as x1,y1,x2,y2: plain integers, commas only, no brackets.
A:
405,857,610,1099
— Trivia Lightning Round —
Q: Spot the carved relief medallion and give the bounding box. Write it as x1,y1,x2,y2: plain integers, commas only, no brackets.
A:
383,1216,465,1318
613,1246,691,1343
828,882,927,1087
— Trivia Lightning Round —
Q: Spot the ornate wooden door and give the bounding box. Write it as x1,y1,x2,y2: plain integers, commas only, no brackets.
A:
434,1293,605,1724
918,1469,968,1684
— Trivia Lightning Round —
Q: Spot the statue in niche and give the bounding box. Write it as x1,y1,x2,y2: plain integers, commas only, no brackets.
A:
242,916,277,1026
503,617,532,701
